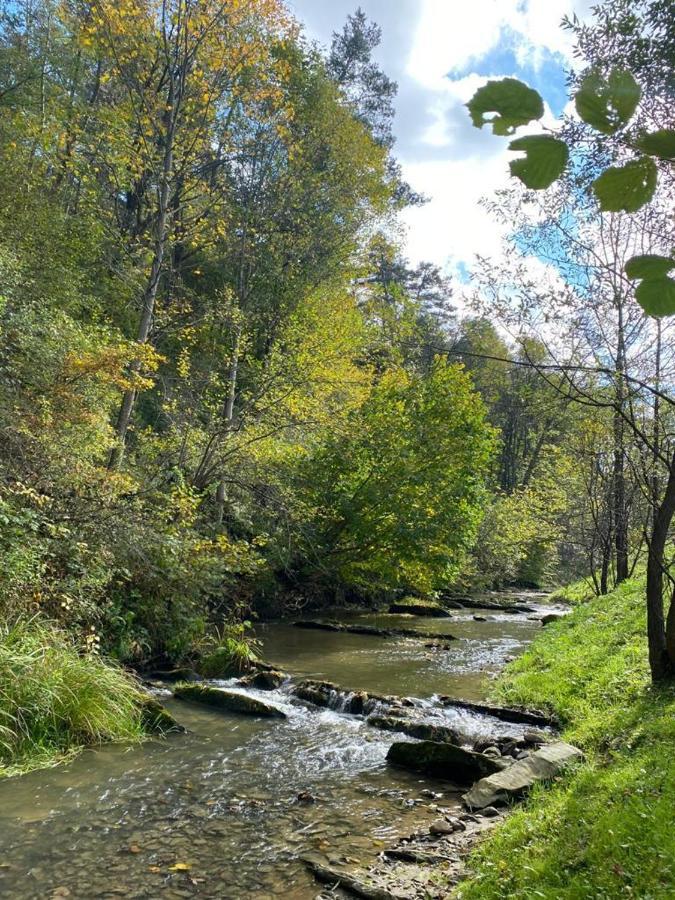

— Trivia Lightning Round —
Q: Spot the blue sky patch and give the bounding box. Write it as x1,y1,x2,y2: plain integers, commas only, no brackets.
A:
448,26,569,117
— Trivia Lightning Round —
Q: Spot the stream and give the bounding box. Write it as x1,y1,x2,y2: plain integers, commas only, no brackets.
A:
0,595,562,899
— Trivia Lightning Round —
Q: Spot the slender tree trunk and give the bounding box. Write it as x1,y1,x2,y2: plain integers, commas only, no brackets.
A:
108,91,176,469
613,302,629,583
646,455,675,682
214,327,241,526
599,541,610,595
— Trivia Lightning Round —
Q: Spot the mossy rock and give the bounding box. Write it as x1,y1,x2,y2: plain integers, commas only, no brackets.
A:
238,669,287,690
386,739,503,784
388,597,450,618
173,683,286,718
139,695,185,734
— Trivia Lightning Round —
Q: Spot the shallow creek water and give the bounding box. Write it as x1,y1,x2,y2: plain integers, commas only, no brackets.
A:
0,596,560,899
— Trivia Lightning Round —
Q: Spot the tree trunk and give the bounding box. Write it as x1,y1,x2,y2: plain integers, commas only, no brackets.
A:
108,89,176,469
646,454,675,682
214,328,241,525
613,304,629,584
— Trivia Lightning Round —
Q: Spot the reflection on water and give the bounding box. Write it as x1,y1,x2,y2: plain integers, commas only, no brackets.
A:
0,597,558,899
257,605,545,700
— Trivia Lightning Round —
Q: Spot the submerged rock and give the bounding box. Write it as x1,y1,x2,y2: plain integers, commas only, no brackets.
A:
463,740,583,809
237,669,287,690
173,683,286,718
367,714,461,744
386,740,504,784
138,695,185,733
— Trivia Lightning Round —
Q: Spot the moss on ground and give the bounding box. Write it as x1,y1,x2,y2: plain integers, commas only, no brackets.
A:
455,575,675,899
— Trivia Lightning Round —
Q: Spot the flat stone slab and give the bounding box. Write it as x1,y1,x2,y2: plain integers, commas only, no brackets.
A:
463,740,583,809
173,683,286,718
367,714,461,744
293,620,457,640
388,602,451,617
386,739,504,784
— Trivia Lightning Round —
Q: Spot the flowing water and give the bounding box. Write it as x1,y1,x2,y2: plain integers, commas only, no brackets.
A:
0,596,562,899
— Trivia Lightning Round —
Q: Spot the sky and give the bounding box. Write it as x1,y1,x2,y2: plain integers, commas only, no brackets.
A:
289,0,593,281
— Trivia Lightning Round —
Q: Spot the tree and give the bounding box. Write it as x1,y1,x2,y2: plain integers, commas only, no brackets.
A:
466,0,675,679
286,359,495,596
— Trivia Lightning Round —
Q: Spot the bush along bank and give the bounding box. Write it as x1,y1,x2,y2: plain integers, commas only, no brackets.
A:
0,618,178,778
454,575,675,899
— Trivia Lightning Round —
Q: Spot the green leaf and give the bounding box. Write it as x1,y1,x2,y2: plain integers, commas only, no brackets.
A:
635,129,675,161
592,157,657,212
635,276,675,317
625,254,675,280
467,78,544,136
508,135,569,189
575,69,641,134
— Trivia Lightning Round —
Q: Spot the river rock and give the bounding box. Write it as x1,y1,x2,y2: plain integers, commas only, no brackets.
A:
388,600,451,617
463,741,583,809
367,715,461,744
386,740,504,784
439,696,558,728
173,683,286,717
237,669,287,690
138,695,185,733
293,679,393,714
429,819,455,835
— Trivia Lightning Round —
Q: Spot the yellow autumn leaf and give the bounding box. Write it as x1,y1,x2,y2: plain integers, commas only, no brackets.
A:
169,862,192,872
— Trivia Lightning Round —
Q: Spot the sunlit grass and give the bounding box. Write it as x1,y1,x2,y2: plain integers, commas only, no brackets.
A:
0,617,146,777
455,575,675,899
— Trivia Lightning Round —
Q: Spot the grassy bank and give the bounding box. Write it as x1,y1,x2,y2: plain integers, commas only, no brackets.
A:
0,618,149,778
456,575,675,899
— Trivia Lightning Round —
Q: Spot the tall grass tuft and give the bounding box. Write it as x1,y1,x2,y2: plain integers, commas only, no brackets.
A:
0,617,146,775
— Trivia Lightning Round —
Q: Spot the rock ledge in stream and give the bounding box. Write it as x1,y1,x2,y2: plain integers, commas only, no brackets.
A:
463,740,583,808
293,620,457,640
387,740,505,784
368,715,461,745
439,696,558,728
173,683,286,717
294,679,391,714
388,600,451,617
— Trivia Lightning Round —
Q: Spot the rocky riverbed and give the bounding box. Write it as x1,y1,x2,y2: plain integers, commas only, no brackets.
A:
0,593,572,899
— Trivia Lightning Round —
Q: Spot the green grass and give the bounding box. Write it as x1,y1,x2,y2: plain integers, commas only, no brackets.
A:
0,617,148,777
455,575,675,899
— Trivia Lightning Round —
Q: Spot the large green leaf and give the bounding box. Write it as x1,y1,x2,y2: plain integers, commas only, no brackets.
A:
508,135,569,189
625,254,675,280
635,276,675,317
467,78,544,136
635,129,675,161
575,69,641,134
592,157,657,212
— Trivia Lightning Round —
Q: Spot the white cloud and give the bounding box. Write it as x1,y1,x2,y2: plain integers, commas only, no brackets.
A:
290,0,593,279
